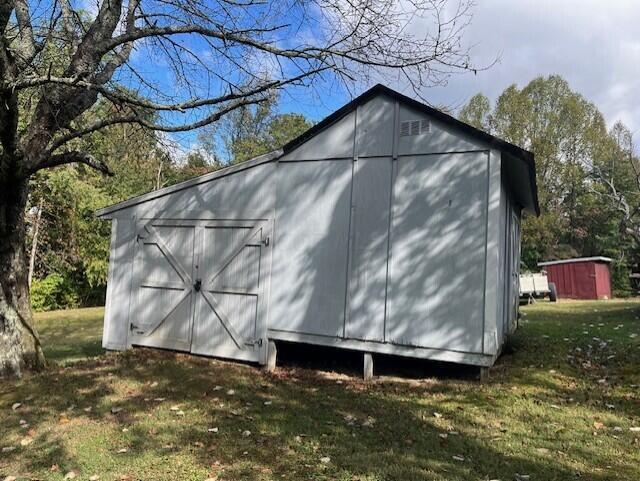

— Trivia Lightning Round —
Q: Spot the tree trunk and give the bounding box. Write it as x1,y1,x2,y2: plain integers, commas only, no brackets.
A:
0,171,46,378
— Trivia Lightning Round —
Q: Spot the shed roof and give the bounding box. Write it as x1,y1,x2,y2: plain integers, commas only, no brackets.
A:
96,84,539,218
538,256,613,267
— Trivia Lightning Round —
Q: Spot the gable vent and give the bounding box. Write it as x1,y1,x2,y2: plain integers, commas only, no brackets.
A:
400,119,431,137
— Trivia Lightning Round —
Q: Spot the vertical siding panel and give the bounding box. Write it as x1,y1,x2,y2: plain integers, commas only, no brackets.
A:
386,152,487,353
103,218,136,350
270,161,352,337
346,157,392,341
483,150,502,355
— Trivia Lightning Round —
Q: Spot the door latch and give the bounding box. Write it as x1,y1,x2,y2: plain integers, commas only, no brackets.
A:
193,278,202,292
261,236,270,246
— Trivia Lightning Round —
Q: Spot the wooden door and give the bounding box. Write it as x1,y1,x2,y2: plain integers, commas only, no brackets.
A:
130,220,197,352
191,220,272,363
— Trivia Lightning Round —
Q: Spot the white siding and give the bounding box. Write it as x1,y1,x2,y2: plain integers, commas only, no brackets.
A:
269,160,353,337
102,218,136,349
386,152,488,353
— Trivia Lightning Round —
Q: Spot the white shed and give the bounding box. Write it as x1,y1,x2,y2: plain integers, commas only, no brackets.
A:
96,84,538,375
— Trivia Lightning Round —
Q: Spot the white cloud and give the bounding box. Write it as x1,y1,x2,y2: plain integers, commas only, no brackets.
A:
412,0,640,134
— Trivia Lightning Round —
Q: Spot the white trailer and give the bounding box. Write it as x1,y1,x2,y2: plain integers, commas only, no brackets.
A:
519,272,557,302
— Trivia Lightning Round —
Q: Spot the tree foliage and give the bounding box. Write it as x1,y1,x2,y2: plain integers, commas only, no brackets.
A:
460,75,638,294
200,95,312,163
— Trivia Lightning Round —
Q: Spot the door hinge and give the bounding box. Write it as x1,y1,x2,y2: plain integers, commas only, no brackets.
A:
130,323,144,334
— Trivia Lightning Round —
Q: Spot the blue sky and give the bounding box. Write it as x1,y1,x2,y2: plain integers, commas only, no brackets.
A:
108,0,640,154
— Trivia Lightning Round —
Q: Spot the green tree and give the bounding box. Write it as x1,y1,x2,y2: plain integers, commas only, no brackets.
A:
200,98,312,164
459,93,491,130
458,76,640,294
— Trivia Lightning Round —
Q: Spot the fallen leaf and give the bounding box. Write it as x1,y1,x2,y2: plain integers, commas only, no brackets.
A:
89,476,100,481
208,427,219,433
630,427,640,432
117,448,129,454
320,456,331,464
594,421,605,430
433,412,443,418
176,410,185,416
1,446,16,453
226,389,235,395
452,455,465,462
150,381,158,388
4,476,17,481
170,405,180,411
20,437,33,446
263,401,272,406
64,471,77,480
50,464,60,472
110,407,123,414
242,430,251,437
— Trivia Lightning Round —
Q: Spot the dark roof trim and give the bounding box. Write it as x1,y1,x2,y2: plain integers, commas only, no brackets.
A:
283,84,540,216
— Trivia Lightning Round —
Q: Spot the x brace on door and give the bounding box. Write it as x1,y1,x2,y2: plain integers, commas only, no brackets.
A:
134,220,268,349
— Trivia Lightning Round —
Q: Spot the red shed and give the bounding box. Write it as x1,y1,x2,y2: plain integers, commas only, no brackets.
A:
538,257,612,300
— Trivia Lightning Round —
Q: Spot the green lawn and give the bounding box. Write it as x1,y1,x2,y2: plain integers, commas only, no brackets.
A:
1,301,639,481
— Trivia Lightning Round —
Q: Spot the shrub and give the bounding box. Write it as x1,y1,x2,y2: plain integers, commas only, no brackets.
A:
31,274,80,311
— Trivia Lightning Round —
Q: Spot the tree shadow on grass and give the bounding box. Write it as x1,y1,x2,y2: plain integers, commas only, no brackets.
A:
2,348,637,481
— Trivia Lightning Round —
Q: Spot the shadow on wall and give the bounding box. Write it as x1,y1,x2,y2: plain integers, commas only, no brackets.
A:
270,151,490,356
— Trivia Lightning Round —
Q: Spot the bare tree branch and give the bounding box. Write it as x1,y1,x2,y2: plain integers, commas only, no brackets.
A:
31,150,114,176
1,0,478,178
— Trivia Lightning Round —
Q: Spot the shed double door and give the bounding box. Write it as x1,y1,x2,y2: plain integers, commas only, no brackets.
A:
129,218,272,363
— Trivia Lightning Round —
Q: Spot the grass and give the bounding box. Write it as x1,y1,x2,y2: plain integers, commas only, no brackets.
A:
35,307,105,363
0,300,639,481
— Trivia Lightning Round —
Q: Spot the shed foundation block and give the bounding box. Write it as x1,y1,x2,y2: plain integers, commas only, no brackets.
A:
363,352,374,381
266,340,277,372
479,366,490,382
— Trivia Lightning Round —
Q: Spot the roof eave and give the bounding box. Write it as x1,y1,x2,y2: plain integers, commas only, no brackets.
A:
95,149,282,218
